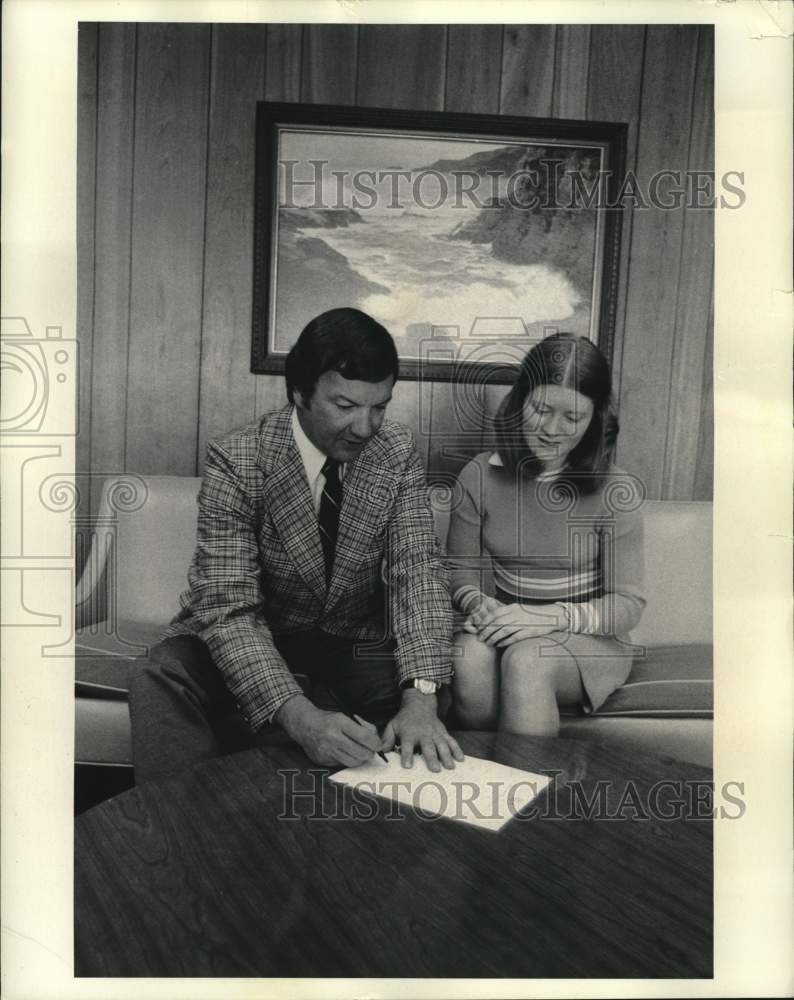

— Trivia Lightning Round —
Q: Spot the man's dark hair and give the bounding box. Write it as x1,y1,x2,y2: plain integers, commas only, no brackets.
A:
285,308,399,404
494,332,618,494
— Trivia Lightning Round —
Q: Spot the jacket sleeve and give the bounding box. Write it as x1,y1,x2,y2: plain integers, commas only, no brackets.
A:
385,443,453,686
445,460,494,613
165,440,303,729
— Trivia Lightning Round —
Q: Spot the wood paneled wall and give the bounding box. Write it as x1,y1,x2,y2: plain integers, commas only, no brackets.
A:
76,22,713,532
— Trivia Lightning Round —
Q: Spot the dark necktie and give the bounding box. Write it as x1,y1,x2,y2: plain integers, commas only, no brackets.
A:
318,458,342,586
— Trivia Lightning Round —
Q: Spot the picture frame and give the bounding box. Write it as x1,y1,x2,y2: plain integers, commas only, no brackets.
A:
252,102,627,382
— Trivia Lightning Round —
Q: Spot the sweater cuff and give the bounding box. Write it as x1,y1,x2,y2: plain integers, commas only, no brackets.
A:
555,601,602,635
452,585,483,614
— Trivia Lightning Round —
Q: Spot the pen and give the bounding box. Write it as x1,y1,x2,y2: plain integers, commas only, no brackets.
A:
328,689,389,763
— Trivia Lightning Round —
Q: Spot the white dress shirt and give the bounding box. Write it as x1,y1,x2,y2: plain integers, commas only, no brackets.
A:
290,406,346,514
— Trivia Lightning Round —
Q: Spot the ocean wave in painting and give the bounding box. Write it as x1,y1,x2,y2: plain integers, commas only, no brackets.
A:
274,143,598,354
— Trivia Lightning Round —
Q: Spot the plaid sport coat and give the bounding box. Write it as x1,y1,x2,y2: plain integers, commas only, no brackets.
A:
165,406,452,730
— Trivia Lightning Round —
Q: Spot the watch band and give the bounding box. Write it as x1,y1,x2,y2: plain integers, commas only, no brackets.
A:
399,678,441,695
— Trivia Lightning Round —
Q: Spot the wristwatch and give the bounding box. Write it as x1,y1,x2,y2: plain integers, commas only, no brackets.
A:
400,678,441,695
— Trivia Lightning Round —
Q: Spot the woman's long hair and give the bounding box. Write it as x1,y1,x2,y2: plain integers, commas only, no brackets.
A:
494,333,618,494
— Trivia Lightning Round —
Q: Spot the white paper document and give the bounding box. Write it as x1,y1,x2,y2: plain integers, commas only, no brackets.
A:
329,752,551,832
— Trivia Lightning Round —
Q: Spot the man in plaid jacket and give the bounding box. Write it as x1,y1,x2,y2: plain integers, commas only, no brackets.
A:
129,308,463,782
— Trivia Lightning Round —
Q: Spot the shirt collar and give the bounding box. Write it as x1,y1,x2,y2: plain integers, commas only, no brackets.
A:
290,405,328,489
488,450,561,481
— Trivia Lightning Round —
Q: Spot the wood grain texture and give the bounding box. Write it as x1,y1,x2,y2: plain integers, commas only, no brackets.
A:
553,25,591,120
265,23,303,102
89,23,136,512
481,383,510,453
386,379,429,470
445,25,503,113
500,25,556,116
76,23,97,554
197,25,266,469
663,26,714,499
586,26,645,166
302,24,358,105
75,732,712,977
253,24,304,422
586,25,646,406
357,25,447,110
615,26,699,498
426,373,495,485
126,24,211,475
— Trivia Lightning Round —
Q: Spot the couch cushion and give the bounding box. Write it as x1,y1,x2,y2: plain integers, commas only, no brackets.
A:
112,477,201,626
75,694,133,766
629,501,712,647
75,624,316,695
76,621,164,658
594,643,713,718
76,655,139,691
76,620,163,689
81,481,712,649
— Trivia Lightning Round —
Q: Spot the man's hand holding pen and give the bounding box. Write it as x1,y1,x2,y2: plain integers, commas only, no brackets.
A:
276,690,465,772
275,695,384,767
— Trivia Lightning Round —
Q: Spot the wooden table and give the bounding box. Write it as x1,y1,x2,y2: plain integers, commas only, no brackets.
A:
75,732,712,978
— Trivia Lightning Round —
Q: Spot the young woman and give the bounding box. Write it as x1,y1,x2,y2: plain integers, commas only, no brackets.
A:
447,333,646,736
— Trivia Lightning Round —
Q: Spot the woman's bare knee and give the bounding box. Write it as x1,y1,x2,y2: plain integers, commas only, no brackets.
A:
501,640,582,703
452,632,499,729
453,631,497,666
500,638,546,675
453,633,497,688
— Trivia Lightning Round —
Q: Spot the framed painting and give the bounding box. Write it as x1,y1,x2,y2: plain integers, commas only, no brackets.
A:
252,102,627,382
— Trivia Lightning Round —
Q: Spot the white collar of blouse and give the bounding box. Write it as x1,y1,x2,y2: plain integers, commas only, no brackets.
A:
488,450,561,482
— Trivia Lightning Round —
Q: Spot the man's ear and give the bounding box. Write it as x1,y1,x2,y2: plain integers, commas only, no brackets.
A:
293,388,306,409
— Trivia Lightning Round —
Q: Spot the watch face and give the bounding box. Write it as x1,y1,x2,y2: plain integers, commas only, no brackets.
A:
414,679,438,695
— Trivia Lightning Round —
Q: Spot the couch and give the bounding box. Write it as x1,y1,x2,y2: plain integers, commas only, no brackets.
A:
75,474,712,807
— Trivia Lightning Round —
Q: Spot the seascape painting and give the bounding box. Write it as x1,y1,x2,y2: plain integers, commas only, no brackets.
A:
253,105,625,379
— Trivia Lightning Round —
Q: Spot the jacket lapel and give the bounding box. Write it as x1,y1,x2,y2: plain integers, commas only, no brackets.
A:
258,409,327,604
329,438,399,604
